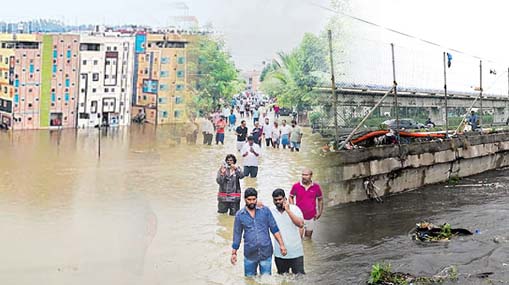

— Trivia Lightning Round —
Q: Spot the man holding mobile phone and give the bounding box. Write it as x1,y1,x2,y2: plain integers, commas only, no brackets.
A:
216,154,244,215
270,188,305,274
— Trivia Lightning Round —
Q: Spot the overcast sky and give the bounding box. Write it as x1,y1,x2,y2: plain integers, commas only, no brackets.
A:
343,0,509,94
4,0,509,93
0,0,332,71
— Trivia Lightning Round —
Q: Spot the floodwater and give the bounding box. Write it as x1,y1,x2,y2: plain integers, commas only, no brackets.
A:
4,121,509,285
313,169,509,284
0,121,329,285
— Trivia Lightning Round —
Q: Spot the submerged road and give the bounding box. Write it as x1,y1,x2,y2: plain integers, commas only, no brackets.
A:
2,120,509,284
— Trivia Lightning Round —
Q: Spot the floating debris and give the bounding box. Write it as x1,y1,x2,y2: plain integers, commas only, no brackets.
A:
368,263,458,284
411,222,473,242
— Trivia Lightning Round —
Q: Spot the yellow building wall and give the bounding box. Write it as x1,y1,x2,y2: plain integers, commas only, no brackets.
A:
0,49,14,100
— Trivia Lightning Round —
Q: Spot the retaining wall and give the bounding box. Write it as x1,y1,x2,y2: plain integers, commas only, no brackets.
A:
325,132,509,205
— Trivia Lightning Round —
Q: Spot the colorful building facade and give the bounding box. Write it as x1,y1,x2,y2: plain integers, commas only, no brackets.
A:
77,33,135,128
0,34,80,130
132,33,189,124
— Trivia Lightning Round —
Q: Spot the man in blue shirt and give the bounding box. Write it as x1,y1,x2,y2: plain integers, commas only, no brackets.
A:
228,109,236,132
468,110,479,131
231,188,287,277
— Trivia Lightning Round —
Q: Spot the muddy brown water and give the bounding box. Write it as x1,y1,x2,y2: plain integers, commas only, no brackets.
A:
2,124,509,284
0,123,329,284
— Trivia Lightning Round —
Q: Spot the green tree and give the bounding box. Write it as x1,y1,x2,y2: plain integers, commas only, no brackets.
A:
260,33,329,112
187,36,243,115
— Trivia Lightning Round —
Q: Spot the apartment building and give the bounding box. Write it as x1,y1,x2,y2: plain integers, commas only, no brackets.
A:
132,33,188,124
77,33,135,128
0,34,80,130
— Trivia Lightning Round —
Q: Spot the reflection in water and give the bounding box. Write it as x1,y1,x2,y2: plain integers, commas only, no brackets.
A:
0,123,328,284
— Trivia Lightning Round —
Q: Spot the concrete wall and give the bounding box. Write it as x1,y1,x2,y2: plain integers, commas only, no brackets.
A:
326,132,509,205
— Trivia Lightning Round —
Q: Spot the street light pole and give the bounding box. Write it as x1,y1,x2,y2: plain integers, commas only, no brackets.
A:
479,60,483,127
391,43,399,133
443,52,448,136
328,30,339,145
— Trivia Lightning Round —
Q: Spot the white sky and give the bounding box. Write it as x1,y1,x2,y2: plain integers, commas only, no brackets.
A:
341,0,509,94
4,0,509,93
0,0,332,71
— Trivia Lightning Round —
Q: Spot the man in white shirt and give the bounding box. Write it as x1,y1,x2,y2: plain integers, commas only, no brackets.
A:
280,119,292,150
270,188,305,274
262,117,272,147
241,136,261,178
201,117,214,145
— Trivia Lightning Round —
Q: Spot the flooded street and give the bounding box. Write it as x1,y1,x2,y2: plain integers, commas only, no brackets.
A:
4,124,509,284
0,122,328,285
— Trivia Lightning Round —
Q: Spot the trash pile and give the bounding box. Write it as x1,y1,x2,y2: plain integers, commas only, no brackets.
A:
411,222,473,242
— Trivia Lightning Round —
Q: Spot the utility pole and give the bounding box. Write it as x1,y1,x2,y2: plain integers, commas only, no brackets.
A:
98,117,101,159
328,30,338,145
479,60,483,127
443,52,448,136
391,43,399,132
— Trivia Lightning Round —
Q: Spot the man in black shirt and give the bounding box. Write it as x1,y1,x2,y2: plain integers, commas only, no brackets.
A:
251,121,263,147
235,120,248,152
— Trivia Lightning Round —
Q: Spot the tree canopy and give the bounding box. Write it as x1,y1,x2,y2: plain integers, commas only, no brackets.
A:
260,33,329,111
187,36,243,115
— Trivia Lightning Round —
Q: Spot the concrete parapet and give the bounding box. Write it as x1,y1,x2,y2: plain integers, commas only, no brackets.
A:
326,131,509,206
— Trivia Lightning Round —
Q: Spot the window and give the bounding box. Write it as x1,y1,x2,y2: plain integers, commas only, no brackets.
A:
66,50,71,59
159,84,169,91
92,88,96,93
162,111,168,118
175,97,183,104
176,84,184,91
91,101,98,113
51,93,56,102
161,57,170,64
92,73,99,81
65,93,69,102
176,70,184,78
178,57,185,64
82,60,87,65
93,60,98,65
160,71,169,77
158,97,167,104
65,79,70,87
174,110,181,118
53,50,57,58
104,88,109,93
